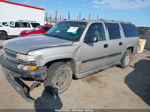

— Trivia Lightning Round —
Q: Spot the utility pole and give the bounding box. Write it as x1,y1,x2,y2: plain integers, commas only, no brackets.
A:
45,12,48,24
79,13,81,20
49,13,51,24
60,14,61,21
89,13,91,20
77,16,78,20
68,12,70,20
55,10,57,23
97,14,99,20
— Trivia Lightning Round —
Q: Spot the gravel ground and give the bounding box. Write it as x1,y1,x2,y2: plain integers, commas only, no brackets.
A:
0,40,150,110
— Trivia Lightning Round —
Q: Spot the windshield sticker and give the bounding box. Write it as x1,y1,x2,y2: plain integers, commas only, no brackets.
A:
72,31,77,35
67,27,78,33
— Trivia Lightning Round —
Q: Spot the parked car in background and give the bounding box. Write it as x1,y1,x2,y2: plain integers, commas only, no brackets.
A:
0,20,40,39
1,20,139,98
19,25,52,37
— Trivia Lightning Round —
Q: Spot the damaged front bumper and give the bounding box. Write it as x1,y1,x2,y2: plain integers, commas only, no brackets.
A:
4,72,35,102
1,56,47,101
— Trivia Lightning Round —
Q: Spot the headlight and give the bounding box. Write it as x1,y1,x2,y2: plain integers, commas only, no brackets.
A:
16,53,36,61
17,64,39,71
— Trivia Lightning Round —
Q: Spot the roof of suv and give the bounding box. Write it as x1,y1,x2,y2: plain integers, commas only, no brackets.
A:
62,19,132,24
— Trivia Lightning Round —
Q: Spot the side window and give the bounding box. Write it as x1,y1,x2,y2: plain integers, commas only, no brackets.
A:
105,23,121,40
121,23,139,37
43,27,51,31
15,22,21,28
85,23,106,41
22,22,30,28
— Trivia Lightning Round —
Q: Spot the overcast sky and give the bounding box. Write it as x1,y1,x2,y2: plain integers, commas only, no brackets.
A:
10,0,150,27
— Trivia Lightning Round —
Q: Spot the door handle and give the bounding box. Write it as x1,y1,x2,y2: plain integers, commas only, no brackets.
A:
119,42,123,46
104,44,108,48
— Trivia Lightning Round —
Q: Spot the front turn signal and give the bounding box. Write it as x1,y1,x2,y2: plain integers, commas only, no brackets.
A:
28,66,39,71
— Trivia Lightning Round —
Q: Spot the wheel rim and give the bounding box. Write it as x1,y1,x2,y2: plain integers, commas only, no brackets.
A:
54,69,70,91
124,54,130,65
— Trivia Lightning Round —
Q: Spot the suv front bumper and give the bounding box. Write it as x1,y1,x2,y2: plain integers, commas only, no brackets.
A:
1,56,47,81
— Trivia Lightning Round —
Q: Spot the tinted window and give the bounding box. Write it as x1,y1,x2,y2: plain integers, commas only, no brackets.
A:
22,22,30,28
43,27,51,31
105,23,121,40
85,23,106,41
121,23,138,37
15,22,21,27
31,23,40,28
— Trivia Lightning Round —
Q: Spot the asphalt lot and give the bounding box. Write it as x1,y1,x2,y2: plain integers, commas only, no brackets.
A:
0,39,150,110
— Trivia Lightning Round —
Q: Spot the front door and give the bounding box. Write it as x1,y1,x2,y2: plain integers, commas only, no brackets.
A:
80,23,110,73
9,22,21,36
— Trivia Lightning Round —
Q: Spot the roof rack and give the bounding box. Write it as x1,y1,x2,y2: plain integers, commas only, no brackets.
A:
17,20,37,23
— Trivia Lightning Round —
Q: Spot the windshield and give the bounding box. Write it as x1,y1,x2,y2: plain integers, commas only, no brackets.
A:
46,21,87,41
33,26,42,31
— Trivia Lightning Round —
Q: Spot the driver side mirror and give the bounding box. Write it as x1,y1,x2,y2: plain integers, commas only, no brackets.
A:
84,36,98,43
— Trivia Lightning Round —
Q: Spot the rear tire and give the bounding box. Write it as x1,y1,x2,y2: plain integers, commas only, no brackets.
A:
0,31,8,40
44,62,72,95
119,50,132,68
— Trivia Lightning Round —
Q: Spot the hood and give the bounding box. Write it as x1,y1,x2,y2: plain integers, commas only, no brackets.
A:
4,35,73,54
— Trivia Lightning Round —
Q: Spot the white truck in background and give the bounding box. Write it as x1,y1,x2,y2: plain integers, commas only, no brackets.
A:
0,20,40,39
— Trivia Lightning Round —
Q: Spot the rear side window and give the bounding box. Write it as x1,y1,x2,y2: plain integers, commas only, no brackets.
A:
15,22,21,27
22,22,30,28
105,23,121,40
121,23,138,37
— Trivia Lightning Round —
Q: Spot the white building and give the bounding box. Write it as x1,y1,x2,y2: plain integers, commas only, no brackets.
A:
0,0,45,25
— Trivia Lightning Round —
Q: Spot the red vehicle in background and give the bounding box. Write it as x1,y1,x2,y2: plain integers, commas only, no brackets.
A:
19,25,52,37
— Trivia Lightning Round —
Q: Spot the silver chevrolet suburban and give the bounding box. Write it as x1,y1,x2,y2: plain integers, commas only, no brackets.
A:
1,20,139,97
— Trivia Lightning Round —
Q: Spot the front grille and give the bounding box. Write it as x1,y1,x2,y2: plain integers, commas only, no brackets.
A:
4,48,16,58
6,57,17,66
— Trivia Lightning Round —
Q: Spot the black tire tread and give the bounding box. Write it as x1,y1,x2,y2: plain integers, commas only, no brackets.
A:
44,62,72,95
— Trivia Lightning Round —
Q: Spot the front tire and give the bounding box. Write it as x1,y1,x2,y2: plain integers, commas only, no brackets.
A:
44,62,72,95
0,31,8,40
119,50,132,68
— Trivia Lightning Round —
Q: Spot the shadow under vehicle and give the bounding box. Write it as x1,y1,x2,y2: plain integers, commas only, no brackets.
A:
125,58,150,105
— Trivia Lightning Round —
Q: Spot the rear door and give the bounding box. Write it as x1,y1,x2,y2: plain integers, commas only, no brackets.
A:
105,23,123,64
21,22,32,31
80,22,110,73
